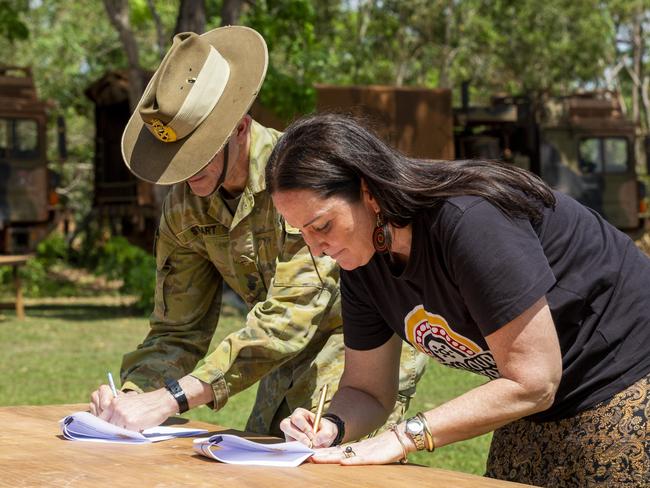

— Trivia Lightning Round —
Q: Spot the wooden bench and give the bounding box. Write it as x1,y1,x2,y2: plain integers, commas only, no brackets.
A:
0,254,33,320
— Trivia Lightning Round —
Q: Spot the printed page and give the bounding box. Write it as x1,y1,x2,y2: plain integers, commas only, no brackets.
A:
193,434,314,467
60,411,207,444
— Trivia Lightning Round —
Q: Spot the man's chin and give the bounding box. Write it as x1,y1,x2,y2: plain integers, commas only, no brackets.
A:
188,182,217,197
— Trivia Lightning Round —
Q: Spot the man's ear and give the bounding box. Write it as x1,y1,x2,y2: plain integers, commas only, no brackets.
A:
235,114,252,143
360,178,380,213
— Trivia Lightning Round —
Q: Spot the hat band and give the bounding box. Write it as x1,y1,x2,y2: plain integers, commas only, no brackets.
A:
147,46,231,143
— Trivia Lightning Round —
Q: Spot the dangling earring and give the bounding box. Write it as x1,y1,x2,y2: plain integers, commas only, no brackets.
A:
373,213,392,253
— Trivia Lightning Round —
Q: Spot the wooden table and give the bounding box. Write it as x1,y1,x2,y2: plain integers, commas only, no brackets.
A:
0,254,32,320
0,404,534,488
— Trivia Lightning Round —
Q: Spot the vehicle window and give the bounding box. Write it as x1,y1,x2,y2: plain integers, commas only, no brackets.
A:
579,137,629,174
578,138,602,174
13,119,39,158
0,119,7,158
603,138,628,173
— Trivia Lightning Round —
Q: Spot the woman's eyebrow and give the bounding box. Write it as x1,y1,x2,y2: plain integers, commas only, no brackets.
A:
302,215,321,228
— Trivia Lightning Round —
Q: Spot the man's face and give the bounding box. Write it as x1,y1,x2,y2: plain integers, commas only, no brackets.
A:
186,149,225,197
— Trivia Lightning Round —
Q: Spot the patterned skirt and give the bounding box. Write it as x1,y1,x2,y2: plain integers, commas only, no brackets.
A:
485,373,650,487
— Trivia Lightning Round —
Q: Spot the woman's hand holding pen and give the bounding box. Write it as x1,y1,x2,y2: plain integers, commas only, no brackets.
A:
280,407,338,448
281,409,414,465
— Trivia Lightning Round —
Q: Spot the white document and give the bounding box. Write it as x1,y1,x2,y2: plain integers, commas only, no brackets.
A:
193,434,314,467
60,411,208,444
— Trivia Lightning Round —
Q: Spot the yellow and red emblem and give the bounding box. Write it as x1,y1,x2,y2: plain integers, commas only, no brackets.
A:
147,118,177,142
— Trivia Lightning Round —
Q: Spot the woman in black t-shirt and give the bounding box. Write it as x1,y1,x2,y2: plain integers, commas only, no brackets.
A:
265,113,650,487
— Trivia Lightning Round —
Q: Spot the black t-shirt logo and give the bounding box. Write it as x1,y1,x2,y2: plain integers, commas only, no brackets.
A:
404,305,500,380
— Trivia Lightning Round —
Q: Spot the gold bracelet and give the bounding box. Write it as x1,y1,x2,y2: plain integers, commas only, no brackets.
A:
390,424,409,464
416,412,435,452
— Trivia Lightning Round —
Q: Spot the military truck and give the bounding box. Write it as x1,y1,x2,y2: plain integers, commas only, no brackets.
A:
455,87,650,229
0,66,59,254
86,78,647,237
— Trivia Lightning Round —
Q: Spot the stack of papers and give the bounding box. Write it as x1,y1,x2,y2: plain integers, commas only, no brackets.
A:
193,434,315,467
60,411,208,444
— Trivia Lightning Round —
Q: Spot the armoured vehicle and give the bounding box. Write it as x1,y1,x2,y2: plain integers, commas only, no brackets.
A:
0,66,59,254
455,87,650,229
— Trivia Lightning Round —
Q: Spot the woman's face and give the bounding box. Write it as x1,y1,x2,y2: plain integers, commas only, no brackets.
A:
272,188,378,270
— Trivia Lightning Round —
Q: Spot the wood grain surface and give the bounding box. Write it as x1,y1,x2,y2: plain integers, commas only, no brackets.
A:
0,404,536,488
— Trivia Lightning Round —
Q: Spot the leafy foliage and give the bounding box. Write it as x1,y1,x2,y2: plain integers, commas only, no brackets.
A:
0,0,29,42
0,233,154,312
0,234,74,298
237,0,631,113
243,0,324,118
483,0,614,95
87,236,156,313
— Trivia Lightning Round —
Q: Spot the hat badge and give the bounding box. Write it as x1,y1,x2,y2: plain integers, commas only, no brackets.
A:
148,118,177,143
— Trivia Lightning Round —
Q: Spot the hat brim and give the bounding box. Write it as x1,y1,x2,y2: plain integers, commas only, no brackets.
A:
121,26,268,185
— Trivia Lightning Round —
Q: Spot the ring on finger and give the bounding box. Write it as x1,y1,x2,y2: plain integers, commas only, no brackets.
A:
343,446,356,458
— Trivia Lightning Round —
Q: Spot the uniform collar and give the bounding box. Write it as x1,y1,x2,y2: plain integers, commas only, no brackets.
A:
205,120,281,228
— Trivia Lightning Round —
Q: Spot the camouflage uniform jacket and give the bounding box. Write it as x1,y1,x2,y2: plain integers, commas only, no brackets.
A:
121,121,426,434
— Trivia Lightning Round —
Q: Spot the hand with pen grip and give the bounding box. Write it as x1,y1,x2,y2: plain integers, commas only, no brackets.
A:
280,407,414,465
280,407,339,448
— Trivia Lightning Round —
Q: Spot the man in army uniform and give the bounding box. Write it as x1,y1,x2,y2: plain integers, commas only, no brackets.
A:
90,26,425,435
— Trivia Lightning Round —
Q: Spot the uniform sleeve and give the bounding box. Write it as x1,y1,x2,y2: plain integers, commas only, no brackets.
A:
190,222,341,410
443,200,556,336
120,210,223,394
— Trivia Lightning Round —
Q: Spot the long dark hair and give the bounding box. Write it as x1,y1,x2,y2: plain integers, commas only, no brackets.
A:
266,113,556,226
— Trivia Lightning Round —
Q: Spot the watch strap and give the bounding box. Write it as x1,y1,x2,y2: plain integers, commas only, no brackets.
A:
164,378,189,414
321,412,345,446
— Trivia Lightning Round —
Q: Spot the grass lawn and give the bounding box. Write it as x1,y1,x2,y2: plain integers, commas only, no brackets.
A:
0,298,491,475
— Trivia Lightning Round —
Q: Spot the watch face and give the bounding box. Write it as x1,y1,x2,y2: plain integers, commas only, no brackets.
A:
406,417,423,434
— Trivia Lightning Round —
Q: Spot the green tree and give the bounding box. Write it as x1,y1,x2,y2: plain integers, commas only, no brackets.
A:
608,0,650,129
244,0,328,118
0,0,29,42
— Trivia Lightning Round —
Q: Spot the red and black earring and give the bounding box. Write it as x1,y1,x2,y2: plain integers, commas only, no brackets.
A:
373,213,392,253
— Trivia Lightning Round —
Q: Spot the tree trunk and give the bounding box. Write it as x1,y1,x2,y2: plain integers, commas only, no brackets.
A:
631,6,642,126
352,0,374,83
146,0,168,59
102,0,144,112
641,75,650,131
221,0,248,26
437,1,454,89
174,0,206,35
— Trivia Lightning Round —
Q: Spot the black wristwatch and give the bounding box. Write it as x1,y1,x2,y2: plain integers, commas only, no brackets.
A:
164,378,189,414
322,413,345,446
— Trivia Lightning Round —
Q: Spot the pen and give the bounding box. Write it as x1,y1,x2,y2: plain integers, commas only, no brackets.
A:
107,372,118,398
312,384,328,435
